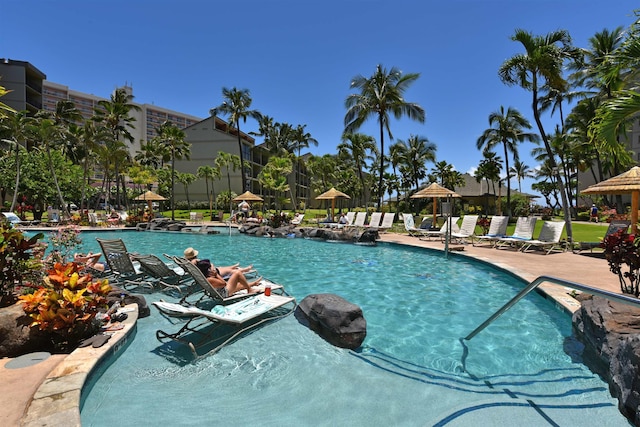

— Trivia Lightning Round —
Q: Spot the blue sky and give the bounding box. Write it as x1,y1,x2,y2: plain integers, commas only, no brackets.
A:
3,1,638,197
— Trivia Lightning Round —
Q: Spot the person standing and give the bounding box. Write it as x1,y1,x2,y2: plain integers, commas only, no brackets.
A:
590,204,599,223
239,200,250,222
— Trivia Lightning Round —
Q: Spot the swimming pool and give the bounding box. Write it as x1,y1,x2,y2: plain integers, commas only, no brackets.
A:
71,230,624,426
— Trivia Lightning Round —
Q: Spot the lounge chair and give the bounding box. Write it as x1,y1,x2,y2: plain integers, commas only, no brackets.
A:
169,255,282,307
574,220,631,253
1,212,40,227
88,212,105,227
450,215,479,244
520,221,567,254
402,213,429,238
153,292,296,358
377,212,395,233
346,212,367,229
365,212,382,228
131,253,195,295
419,216,460,241
495,217,538,250
291,214,305,225
471,216,509,247
96,238,154,292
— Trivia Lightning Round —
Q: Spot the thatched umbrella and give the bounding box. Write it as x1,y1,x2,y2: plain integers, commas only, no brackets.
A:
133,190,166,212
316,188,350,222
582,166,640,233
232,191,264,202
410,182,461,225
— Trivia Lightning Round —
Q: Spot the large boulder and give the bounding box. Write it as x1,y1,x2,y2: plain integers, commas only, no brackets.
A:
295,293,366,350
573,295,640,425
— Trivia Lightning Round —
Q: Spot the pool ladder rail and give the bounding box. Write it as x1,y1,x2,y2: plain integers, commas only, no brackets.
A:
464,275,640,342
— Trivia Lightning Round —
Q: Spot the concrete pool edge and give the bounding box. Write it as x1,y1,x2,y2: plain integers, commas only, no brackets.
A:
21,306,138,427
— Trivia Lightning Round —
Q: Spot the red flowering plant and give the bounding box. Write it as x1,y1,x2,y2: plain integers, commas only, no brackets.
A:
477,217,491,235
601,229,640,297
19,262,112,349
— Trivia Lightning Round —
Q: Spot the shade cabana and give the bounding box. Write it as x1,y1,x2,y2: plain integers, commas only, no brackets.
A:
410,182,461,226
133,190,166,212
582,166,640,233
232,191,264,202
315,188,350,222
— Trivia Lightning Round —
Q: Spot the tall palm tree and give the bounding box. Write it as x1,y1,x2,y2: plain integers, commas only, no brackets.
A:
290,124,318,209
338,133,376,208
499,29,582,243
32,117,69,213
476,106,537,216
93,88,140,210
344,64,425,210
197,165,222,218
152,121,190,220
509,159,535,193
211,87,262,192
176,172,197,211
398,134,437,192
215,152,241,213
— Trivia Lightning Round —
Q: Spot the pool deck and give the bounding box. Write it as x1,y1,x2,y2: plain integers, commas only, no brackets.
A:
0,223,619,426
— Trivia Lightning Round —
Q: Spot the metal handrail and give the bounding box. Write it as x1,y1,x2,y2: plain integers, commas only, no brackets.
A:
463,275,640,341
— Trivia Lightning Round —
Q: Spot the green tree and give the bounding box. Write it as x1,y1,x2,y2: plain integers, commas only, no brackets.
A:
152,121,190,219
344,64,425,210
197,165,222,218
476,106,537,216
212,87,262,192
509,159,535,193
215,152,241,213
258,156,292,212
499,29,582,243
0,110,35,211
176,171,197,211
338,133,376,209
398,134,436,192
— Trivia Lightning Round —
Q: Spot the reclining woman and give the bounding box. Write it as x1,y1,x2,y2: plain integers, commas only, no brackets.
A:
183,247,253,277
195,259,262,297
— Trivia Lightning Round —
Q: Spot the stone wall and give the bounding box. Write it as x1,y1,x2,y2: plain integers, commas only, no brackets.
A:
573,295,640,425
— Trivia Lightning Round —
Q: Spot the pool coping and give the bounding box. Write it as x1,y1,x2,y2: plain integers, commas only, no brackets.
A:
18,230,603,425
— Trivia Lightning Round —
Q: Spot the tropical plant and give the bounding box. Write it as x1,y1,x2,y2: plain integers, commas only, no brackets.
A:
258,156,293,212
0,223,43,306
344,64,425,210
197,165,222,218
48,225,82,263
215,152,242,212
176,171,197,211
19,261,112,348
212,87,262,192
602,229,640,297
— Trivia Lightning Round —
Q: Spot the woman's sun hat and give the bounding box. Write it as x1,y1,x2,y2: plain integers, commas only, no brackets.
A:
184,247,199,260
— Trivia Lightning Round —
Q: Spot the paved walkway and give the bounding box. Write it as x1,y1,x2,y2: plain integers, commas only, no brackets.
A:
0,226,620,426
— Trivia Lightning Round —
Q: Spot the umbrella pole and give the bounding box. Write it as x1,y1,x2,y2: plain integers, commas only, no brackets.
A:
633,191,639,234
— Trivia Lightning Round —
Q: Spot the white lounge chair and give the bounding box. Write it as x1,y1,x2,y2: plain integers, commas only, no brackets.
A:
366,212,382,228
419,216,460,241
450,215,479,244
402,213,429,237
377,212,395,233
1,212,39,227
520,221,566,254
495,217,538,250
291,214,305,225
346,212,367,229
153,292,296,358
471,216,509,247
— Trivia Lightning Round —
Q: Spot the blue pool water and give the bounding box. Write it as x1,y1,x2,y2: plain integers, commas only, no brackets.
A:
65,230,625,426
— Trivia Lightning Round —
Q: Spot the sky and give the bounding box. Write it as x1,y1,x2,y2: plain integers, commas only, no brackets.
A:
3,0,638,198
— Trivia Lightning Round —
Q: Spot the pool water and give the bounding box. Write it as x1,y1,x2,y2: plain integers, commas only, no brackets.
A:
68,230,625,426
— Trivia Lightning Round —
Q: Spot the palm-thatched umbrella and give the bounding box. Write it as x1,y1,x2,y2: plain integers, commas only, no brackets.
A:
582,166,640,233
232,191,264,202
316,188,350,222
133,190,166,212
410,182,461,225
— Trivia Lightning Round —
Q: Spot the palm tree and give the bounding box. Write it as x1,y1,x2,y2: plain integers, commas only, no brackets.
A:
344,64,425,210
258,156,292,212
400,134,437,192
338,133,376,208
211,87,262,192
152,121,190,220
499,29,582,243
197,165,221,219
93,88,140,210
290,124,318,209
32,117,69,214
509,159,534,193
215,152,241,213
476,106,537,216
176,172,197,211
